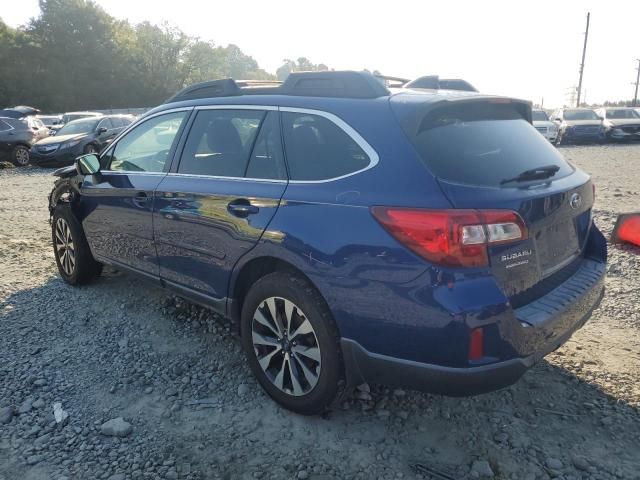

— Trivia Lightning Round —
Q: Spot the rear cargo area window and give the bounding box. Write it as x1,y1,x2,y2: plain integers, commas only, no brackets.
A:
281,112,370,181
404,103,573,187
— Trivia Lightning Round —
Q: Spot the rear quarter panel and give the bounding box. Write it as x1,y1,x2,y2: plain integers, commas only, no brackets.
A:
230,98,509,367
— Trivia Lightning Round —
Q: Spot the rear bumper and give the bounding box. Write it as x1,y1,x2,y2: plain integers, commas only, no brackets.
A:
608,129,640,141
341,259,605,396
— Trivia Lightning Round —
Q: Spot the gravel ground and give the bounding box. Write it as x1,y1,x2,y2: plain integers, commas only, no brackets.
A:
1,145,639,480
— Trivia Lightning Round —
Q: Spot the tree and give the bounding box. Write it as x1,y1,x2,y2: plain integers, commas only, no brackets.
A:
0,0,277,111
276,58,330,81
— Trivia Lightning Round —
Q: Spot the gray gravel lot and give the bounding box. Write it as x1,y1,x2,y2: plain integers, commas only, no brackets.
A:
1,145,639,480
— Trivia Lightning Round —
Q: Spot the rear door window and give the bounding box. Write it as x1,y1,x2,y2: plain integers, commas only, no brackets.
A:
281,112,370,181
178,109,265,177
245,111,287,180
401,103,574,187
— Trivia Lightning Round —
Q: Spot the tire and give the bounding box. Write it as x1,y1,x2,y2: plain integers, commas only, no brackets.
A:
12,145,30,166
240,272,343,415
52,205,102,285
84,144,98,154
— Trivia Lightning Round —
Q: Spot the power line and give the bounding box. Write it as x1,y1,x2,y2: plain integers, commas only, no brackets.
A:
576,12,590,107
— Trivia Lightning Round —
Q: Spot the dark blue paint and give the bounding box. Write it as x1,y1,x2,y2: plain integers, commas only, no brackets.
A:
73,89,607,393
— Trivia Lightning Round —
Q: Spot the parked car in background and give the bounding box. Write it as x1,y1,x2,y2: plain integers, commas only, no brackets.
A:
532,110,558,144
37,114,63,131
0,116,50,165
0,105,40,119
594,107,640,142
50,111,103,133
47,71,606,415
551,108,604,145
31,114,133,167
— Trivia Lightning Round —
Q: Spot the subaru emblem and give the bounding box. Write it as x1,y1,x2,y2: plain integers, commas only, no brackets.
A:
570,193,582,210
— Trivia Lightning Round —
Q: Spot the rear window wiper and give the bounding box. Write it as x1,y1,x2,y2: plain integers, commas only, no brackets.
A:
500,165,560,185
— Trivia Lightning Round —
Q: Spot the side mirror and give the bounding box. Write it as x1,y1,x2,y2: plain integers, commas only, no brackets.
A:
76,153,101,176
97,127,108,134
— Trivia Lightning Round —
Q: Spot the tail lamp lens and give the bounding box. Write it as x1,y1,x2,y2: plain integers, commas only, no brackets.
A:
371,207,527,268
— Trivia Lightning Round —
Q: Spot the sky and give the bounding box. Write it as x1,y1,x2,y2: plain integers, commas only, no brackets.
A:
3,0,640,108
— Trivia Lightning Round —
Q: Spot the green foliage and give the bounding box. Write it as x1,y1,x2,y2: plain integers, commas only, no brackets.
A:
0,0,275,112
276,57,330,81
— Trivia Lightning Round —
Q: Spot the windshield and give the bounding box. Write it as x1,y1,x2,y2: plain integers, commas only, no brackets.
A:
57,119,99,136
563,109,599,121
606,109,640,119
532,110,549,121
62,113,97,123
401,103,574,187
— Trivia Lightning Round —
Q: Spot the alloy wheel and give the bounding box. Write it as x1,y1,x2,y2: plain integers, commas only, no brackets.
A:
14,147,29,166
55,218,75,276
251,297,321,396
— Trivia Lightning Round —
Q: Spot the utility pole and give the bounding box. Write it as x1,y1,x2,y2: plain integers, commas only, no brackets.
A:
576,12,590,107
633,59,640,107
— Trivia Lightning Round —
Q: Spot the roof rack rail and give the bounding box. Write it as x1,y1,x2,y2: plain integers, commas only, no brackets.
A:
164,71,390,103
235,79,283,87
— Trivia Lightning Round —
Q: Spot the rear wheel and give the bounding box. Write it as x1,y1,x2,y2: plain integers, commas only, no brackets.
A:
240,272,342,415
52,205,102,285
12,145,30,166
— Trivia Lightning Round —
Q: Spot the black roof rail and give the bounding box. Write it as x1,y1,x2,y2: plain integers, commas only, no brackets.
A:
165,79,242,103
281,71,389,98
164,71,390,104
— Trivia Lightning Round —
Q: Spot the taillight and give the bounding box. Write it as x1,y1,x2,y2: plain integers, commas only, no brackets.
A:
371,207,527,268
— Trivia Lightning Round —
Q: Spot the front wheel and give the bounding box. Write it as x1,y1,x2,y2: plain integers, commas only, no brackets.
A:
240,272,343,415
12,145,30,166
52,205,102,285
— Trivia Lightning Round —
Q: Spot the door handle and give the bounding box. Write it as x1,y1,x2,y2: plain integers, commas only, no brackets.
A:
227,200,259,218
132,191,149,208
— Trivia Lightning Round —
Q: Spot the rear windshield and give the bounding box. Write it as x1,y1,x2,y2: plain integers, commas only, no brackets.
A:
402,103,574,187
563,109,599,121
532,110,549,121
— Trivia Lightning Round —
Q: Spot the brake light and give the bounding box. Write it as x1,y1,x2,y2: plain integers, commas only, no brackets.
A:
371,207,527,268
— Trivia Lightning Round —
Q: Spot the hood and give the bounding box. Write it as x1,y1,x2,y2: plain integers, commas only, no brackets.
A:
563,119,602,126
35,133,86,145
605,118,640,127
533,120,555,128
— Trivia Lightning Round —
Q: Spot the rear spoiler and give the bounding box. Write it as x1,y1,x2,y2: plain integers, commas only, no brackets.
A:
394,96,533,136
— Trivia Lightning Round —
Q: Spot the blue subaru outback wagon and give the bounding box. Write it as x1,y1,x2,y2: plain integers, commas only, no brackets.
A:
49,71,606,414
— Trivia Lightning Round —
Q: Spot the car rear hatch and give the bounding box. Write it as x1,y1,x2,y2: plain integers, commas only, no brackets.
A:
392,96,594,305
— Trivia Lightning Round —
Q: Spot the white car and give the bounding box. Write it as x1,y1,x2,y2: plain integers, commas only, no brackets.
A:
595,107,640,142
532,110,558,144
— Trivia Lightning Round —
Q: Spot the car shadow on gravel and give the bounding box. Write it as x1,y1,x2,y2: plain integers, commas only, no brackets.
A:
1,272,639,479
